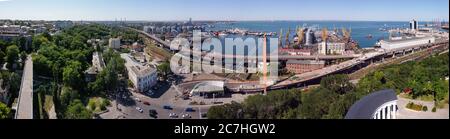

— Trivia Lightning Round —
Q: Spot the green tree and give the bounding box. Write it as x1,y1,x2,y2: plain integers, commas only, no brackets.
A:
207,101,243,119
320,74,354,95
64,99,92,119
0,50,5,66
299,88,338,119
434,80,449,102
62,61,83,88
32,35,50,51
9,72,21,94
157,61,171,80
32,54,51,76
6,45,19,70
0,102,11,119
59,86,80,108
89,50,125,94
20,51,27,65
42,32,53,42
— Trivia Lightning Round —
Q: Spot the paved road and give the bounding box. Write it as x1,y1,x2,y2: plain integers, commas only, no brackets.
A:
15,55,33,119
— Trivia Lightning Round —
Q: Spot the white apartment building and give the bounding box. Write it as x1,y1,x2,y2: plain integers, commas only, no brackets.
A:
109,38,121,49
121,54,158,93
318,42,346,55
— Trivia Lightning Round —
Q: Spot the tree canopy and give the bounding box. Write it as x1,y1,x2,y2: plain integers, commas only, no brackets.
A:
6,45,19,70
0,102,11,119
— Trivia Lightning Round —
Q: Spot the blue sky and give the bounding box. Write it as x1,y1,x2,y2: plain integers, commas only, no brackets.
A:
0,0,448,21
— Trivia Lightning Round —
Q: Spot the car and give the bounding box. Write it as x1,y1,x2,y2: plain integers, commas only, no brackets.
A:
143,101,151,106
201,113,207,118
169,113,178,118
149,109,158,115
163,105,173,110
134,97,141,102
185,107,195,112
136,107,143,113
149,109,158,118
182,114,191,119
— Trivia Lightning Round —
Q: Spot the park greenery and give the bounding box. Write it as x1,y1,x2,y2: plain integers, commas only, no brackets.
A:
157,61,171,80
406,102,427,112
31,24,127,119
0,102,11,119
208,52,449,119
0,38,29,119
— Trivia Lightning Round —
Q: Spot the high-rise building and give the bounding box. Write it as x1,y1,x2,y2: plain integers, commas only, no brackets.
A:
410,20,419,30
305,29,315,45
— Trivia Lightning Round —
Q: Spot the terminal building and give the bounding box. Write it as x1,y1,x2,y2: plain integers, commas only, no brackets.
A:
345,89,398,119
379,36,435,50
121,54,158,93
189,81,225,97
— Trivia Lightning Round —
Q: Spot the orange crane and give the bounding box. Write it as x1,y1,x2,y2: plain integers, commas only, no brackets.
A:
285,27,291,48
297,27,305,46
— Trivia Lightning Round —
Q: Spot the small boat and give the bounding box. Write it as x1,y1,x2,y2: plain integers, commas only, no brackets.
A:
366,34,373,39
218,32,228,36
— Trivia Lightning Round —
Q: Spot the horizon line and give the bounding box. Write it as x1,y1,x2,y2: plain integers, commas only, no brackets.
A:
1,19,448,23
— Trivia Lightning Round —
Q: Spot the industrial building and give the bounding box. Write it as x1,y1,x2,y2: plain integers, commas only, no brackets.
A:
279,48,311,56
286,60,325,74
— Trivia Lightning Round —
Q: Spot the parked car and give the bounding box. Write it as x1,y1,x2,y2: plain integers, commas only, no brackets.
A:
163,105,173,110
185,107,195,112
134,97,141,102
182,114,191,119
149,109,158,118
201,113,207,118
169,113,178,118
143,101,150,106
136,107,143,113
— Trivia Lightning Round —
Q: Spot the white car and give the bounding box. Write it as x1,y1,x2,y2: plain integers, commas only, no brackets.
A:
136,107,143,113
134,97,141,102
169,113,178,118
182,114,191,119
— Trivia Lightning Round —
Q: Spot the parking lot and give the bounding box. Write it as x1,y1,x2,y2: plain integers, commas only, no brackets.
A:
100,78,210,119
119,90,209,119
